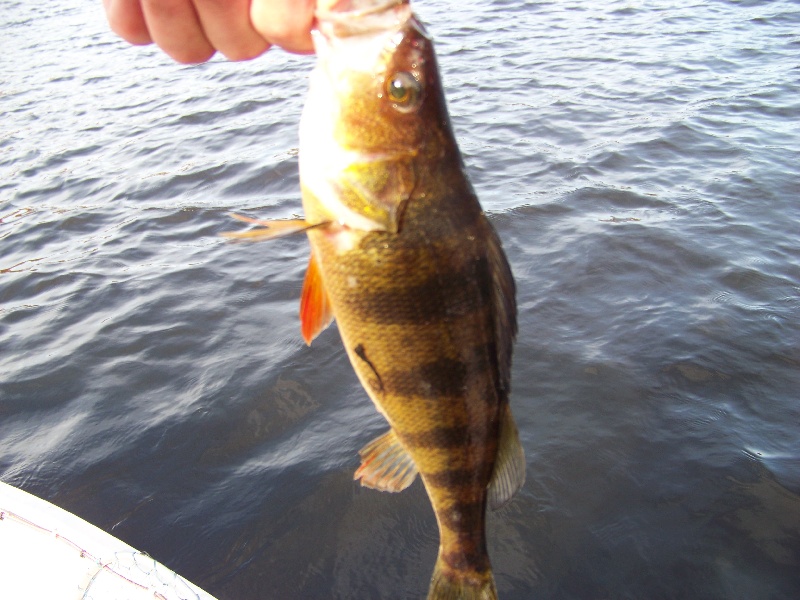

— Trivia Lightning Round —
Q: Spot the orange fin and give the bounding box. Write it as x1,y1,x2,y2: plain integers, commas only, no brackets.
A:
354,429,418,493
300,251,333,345
221,214,327,241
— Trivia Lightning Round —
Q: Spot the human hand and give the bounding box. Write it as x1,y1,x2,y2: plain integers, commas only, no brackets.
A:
102,0,316,63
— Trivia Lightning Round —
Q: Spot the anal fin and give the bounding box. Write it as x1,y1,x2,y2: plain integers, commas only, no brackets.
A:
300,250,333,345
488,403,526,510
354,429,418,493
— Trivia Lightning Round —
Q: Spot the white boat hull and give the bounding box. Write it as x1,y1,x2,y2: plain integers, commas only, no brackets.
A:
0,481,217,600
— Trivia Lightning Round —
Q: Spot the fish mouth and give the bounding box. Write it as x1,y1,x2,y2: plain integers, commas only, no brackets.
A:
316,0,412,38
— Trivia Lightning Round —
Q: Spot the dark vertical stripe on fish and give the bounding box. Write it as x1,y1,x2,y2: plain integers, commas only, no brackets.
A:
386,356,468,398
340,259,492,325
426,470,492,492
381,342,498,398
402,424,472,449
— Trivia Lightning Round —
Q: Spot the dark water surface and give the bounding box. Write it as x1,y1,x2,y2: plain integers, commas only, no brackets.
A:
2,1,799,598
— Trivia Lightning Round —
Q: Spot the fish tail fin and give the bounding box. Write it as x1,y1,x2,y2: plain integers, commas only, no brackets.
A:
428,559,497,600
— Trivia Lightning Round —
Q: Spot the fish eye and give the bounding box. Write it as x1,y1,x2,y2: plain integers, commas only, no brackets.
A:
385,72,422,112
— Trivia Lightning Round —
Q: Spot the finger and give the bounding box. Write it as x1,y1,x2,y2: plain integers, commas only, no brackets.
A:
140,0,215,63
193,0,271,61
103,0,152,46
250,0,316,55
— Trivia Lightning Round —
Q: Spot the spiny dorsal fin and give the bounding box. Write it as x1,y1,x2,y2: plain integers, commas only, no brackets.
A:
488,402,526,510
300,251,334,345
354,429,419,492
485,217,517,393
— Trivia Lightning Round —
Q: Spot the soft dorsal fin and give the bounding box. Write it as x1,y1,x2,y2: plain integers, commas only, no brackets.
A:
488,403,526,510
354,429,419,493
300,251,334,345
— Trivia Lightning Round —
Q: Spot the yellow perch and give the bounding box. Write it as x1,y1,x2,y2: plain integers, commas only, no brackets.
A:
226,1,525,597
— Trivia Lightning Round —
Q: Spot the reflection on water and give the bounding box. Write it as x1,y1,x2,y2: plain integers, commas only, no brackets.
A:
2,0,799,598
199,377,320,467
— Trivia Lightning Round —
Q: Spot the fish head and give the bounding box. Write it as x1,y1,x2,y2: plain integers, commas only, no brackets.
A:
300,0,460,234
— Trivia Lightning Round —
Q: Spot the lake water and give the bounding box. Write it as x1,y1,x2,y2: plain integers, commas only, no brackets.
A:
2,0,799,598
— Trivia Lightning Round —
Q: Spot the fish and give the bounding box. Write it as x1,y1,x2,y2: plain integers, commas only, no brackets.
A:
224,0,525,597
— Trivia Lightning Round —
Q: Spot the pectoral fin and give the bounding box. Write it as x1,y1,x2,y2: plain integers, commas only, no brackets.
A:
300,250,334,345
222,214,328,241
354,429,419,492
488,403,526,510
